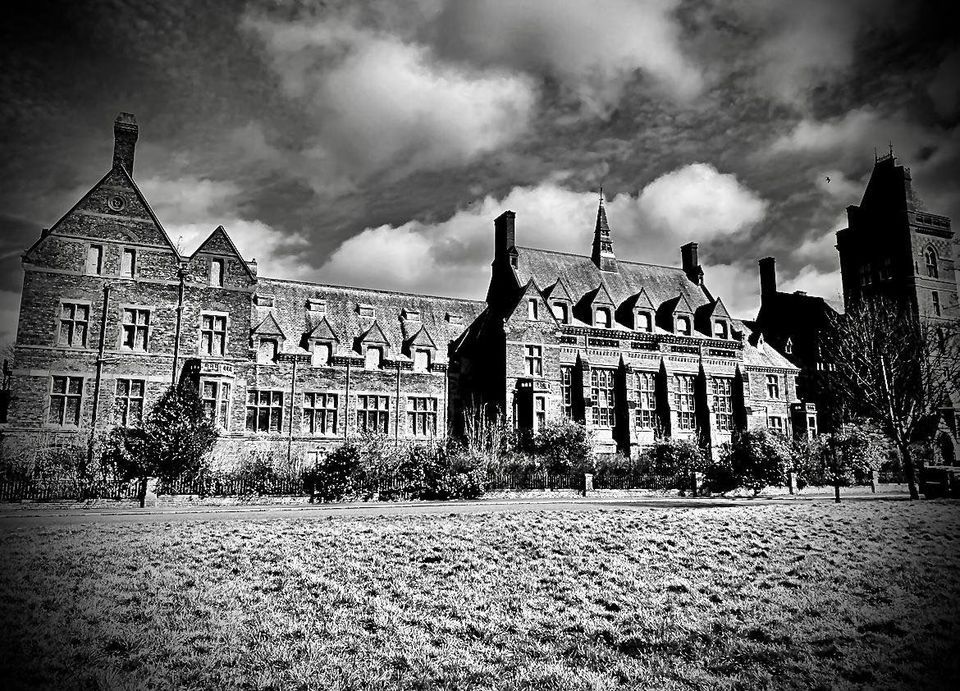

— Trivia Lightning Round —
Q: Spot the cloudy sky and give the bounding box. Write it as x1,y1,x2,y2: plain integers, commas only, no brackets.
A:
2,0,959,345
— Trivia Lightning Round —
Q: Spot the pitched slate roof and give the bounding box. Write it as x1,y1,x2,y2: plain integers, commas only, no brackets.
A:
255,277,485,363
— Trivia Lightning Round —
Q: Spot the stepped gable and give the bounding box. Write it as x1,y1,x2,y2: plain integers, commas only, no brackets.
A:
515,247,710,324
257,277,485,363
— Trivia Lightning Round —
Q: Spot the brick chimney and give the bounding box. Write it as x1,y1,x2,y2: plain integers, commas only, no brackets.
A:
759,257,777,297
113,112,139,176
681,242,702,284
494,210,517,267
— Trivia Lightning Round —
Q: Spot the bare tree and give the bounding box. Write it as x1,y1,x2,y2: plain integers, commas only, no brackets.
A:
822,297,959,499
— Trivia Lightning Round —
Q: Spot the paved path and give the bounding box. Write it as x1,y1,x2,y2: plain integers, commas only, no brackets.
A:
0,493,910,528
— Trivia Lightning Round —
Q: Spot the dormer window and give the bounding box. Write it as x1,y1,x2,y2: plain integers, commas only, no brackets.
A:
358,304,375,319
527,299,538,321
413,349,431,372
258,339,278,364
446,313,462,324
676,316,691,335
307,299,326,314
713,320,728,339
365,346,383,370
553,302,569,324
637,312,652,332
210,258,224,286
925,247,939,278
312,342,331,366
255,295,275,308
403,308,421,322
595,307,611,328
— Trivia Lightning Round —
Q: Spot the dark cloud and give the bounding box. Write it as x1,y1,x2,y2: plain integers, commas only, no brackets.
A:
1,0,958,339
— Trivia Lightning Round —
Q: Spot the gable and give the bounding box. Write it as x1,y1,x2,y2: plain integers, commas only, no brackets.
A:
190,225,255,279
32,166,179,257
305,316,339,342
405,325,437,350
252,312,286,339
543,277,573,302
358,320,391,346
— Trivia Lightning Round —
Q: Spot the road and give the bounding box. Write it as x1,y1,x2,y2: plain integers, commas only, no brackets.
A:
0,493,910,528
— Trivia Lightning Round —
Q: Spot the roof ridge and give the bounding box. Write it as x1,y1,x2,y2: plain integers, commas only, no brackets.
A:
515,245,682,271
259,275,486,305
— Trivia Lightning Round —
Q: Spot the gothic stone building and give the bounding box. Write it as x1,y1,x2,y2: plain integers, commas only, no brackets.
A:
1,114,800,464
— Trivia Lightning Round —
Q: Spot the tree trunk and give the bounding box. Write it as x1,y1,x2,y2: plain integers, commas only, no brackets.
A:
901,445,920,500
138,476,148,508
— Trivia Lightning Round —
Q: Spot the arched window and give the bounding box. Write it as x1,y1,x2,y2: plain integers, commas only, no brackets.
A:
595,307,611,328
925,247,939,278
676,316,691,335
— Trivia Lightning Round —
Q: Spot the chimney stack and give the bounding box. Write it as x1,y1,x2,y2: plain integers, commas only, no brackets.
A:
681,242,702,284
759,257,777,297
113,112,139,176
494,210,517,267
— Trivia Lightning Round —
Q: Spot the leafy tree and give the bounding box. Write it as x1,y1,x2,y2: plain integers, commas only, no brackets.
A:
821,297,960,499
638,437,706,476
528,419,594,474
721,430,793,494
103,384,217,507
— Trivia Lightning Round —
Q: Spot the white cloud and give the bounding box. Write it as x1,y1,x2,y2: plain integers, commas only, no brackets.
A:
138,176,314,281
241,14,537,187
780,266,844,310
320,164,768,305
635,163,768,243
433,0,703,112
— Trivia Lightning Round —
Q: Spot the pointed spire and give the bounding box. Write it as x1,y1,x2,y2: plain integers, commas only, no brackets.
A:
591,188,618,272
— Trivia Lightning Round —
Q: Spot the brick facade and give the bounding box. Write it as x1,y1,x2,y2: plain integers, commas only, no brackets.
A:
1,114,803,465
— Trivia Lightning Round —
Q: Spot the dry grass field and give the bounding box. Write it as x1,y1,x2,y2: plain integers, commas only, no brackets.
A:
2,501,959,690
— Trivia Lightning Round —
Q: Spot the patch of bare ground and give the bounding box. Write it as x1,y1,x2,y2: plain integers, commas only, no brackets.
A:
1,502,958,689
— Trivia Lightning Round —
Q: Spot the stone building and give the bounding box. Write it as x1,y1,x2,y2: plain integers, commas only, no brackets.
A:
0,114,801,464
453,202,800,458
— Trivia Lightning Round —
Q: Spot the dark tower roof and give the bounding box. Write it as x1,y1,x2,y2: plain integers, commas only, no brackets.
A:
591,190,618,272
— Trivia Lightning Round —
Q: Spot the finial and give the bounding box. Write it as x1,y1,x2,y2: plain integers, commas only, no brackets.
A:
889,141,894,158
599,186,604,205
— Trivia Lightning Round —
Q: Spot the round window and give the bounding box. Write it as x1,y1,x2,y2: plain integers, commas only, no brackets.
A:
108,196,126,211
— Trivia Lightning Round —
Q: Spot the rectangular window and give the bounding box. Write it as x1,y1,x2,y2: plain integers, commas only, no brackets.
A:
304,392,338,436
86,245,103,275
553,303,568,323
120,308,150,351
49,376,83,426
200,313,227,356
365,346,383,370
58,303,89,348
674,375,696,430
258,339,278,364
407,396,437,437
357,394,390,434
358,304,375,318
524,344,543,376
114,378,145,426
766,374,780,399
591,368,616,427
712,377,734,432
561,366,574,419
413,349,430,372
312,342,331,367
932,291,941,316
121,248,136,278
201,380,231,430
245,390,283,433
534,395,546,432
768,416,784,432
636,371,657,430
527,299,538,320
210,258,224,286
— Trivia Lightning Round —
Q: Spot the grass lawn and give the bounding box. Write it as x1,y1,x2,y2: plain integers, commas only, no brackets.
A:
2,501,959,690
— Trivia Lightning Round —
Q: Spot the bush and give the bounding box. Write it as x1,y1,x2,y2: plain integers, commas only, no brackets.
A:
721,430,793,494
638,437,706,476
306,442,365,502
528,420,594,474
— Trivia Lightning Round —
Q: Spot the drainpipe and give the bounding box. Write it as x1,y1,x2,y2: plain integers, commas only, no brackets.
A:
86,284,111,473
171,264,186,386
286,355,299,466
396,360,401,447
344,357,351,440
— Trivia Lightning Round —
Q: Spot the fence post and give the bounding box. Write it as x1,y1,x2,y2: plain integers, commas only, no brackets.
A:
582,473,593,497
691,471,705,497
869,470,878,494
787,471,797,495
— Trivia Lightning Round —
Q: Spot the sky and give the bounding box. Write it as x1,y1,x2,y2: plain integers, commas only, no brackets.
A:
2,0,959,346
